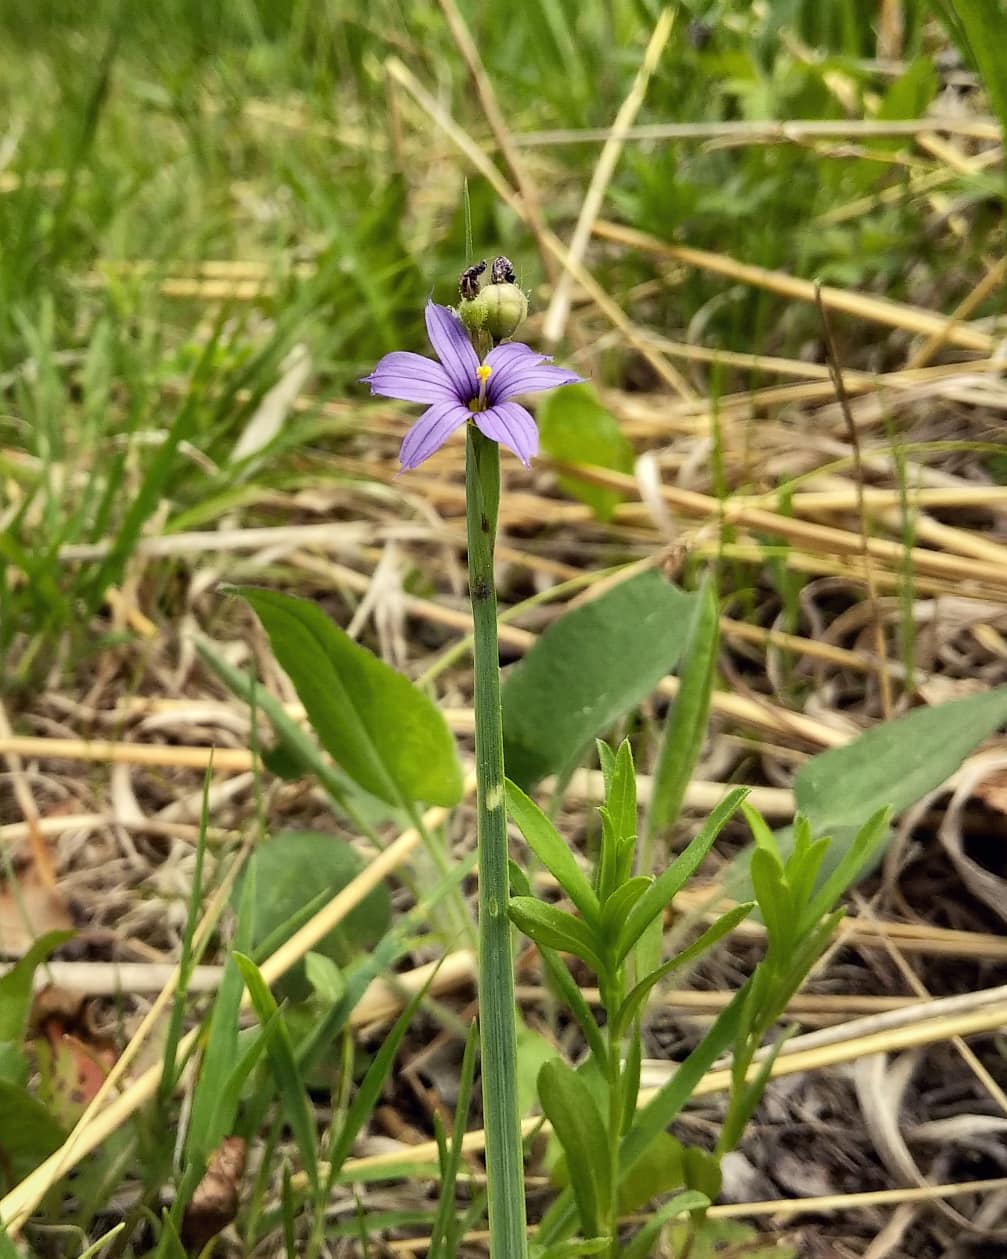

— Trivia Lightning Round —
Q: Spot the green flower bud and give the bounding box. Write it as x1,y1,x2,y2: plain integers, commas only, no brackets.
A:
481,282,528,340
458,297,488,334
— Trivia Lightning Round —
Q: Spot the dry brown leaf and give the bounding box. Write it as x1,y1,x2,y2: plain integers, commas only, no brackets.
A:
0,865,74,956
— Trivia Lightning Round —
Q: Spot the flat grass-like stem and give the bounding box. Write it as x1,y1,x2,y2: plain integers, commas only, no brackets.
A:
465,422,528,1259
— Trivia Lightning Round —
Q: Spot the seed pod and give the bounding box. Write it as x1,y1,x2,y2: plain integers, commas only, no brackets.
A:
481,281,528,340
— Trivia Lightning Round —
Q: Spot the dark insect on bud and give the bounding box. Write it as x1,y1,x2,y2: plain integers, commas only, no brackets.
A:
459,260,486,301
490,255,516,285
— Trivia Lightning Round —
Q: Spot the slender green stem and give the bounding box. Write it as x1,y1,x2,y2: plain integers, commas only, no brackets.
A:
606,1019,623,1259
465,423,528,1259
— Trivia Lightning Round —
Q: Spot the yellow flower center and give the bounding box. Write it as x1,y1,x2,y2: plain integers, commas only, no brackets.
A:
470,363,492,412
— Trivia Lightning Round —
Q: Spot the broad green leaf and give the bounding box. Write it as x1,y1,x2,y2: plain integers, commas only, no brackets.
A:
794,688,1007,834
538,384,634,522
538,1059,611,1238
509,898,604,974
616,1132,686,1213
233,587,463,807
506,781,599,924
647,577,719,839
618,788,748,961
0,1080,65,1189
231,831,390,1000
502,571,695,788
196,638,355,811
305,953,347,1005
0,1044,26,1087
0,929,73,1043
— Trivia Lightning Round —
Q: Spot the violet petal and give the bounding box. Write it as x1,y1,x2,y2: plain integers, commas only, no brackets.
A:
484,340,584,404
361,351,457,403
425,302,480,402
399,400,471,470
474,401,539,467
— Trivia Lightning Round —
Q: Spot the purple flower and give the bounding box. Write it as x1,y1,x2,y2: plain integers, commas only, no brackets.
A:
362,302,583,471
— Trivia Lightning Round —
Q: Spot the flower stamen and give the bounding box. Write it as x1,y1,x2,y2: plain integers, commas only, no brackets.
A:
470,363,492,412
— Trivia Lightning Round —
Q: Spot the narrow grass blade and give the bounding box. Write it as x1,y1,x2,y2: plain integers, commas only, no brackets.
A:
233,953,320,1193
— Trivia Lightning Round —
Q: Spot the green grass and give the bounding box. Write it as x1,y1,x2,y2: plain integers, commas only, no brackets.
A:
1,0,1001,692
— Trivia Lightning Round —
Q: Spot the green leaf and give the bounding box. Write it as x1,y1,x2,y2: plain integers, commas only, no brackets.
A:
794,688,1007,834
196,638,355,810
233,587,463,807
535,1238,609,1259
618,788,748,961
616,1132,686,1213
429,1021,479,1259
615,904,753,1036
186,854,257,1163
233,953,320,1193
304,953,347,1005
516,1024,561,1121
508,898,605,975
502,571,695,788
0,1080,66,1190
931,0,1007,149
621,1191,710,1259
152,1212,188,1259
506,781,600,925
647,576,719,839
539,947,609,1067
876,57,938,122
596,740,616,794
231,831,390,1000
538,384,634,522
538,1059,612,1238
599,877,652,945
804,806,891,928
0,930,73,1043
619,984,749,1180
326,965,433,1177
0,1044,26,1087
598,740,638,899
605,740,637,846
749,846,792,957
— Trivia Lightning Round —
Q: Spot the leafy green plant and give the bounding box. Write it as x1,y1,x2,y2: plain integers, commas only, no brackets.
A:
513,739,890,1257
